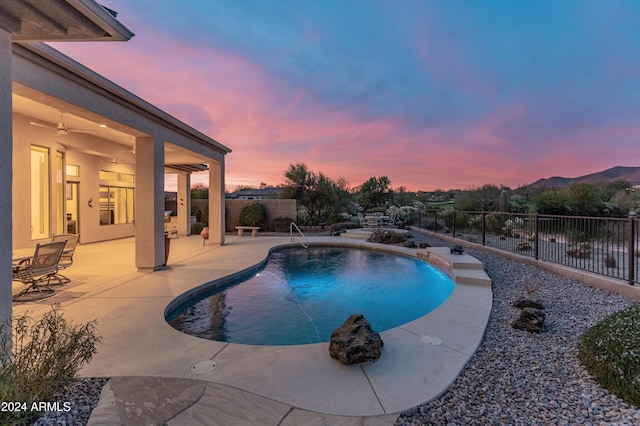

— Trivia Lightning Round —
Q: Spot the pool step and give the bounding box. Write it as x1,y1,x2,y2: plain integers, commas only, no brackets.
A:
417,247,491,286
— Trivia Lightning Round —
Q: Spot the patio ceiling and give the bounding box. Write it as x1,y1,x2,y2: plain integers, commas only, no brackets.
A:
13,93,209,170
0,0,133,42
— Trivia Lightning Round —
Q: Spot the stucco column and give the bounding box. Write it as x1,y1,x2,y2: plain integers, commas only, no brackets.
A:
208,161,225,245
177,172,191,235
135,135,165,269
0,30,13,329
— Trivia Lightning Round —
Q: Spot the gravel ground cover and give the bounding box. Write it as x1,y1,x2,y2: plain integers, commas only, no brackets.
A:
33,232,640,425
396,233,640,425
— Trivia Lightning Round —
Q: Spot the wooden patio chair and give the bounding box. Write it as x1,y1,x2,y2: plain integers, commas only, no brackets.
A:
12,241,66,300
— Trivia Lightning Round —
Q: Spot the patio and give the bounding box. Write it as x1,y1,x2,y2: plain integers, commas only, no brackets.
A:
11,234,492,424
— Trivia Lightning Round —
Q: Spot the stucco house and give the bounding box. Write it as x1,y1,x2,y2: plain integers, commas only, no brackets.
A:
1,1,231,326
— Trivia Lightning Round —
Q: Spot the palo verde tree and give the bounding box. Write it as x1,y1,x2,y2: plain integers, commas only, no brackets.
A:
281,163,350,225
354,176,393,211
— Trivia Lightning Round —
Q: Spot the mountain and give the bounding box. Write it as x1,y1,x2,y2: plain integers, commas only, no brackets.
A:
528,166,640,189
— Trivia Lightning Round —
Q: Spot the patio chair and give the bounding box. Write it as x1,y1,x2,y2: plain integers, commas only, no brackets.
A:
382,210,398,228
51,234,79,284
12,241,66,300
365,215,380,229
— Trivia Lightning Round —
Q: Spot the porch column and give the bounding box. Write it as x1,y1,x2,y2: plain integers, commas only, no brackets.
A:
177,172,191,235
208,160,225,245
135,135,165,269
0,30,12,327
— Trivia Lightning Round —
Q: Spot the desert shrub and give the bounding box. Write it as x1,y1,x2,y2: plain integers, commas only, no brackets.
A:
367,230,408,244
239,204,266,229
272,217,295,232
0,305,101,425
191,222,205,235
579,303,640,406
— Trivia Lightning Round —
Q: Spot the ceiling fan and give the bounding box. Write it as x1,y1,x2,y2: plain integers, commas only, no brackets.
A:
29,112,96,136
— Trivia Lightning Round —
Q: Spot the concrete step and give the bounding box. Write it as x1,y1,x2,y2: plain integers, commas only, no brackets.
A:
418,247,484,270
453,268,492,286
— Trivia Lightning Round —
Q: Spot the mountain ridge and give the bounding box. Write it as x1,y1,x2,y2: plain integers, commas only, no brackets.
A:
528,166,640,189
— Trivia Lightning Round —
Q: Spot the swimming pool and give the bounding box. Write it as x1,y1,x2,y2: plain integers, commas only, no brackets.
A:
167,246,454,345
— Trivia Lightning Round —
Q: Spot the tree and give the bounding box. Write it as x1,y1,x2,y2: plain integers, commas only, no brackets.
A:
354,176,392,211
456,184,504,211
281,163,350,225
532,190,571,215
190,182,208,199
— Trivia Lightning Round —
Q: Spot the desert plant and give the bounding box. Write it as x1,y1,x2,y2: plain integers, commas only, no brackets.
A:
579,303,640,406
272,217,295,233
604,255,617,268
191,222,205,235
0,305,101,424
239,203,266,229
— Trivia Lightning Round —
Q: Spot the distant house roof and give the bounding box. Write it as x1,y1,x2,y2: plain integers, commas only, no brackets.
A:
226,187,282,199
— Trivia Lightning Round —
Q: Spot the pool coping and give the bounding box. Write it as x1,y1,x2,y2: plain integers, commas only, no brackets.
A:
163,239,493,416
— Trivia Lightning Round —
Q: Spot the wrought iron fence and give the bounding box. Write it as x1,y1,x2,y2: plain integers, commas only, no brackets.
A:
408,210,639,285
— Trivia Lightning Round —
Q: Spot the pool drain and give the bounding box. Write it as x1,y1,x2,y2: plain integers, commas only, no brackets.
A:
191,360,218,374
420,335,442,345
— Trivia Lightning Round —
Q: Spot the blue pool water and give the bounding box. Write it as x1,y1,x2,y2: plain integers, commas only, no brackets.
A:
167,246,454,345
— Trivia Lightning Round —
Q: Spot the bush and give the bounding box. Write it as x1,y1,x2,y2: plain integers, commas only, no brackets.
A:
0,305,101,424
272,217,295,232
239,204,266,229
191,222,206,235
578,303,640,406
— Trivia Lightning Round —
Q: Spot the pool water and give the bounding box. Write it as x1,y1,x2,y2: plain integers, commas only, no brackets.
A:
167,246,454,345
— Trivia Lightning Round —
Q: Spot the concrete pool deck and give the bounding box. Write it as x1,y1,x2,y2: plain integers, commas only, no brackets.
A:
11,234,492,425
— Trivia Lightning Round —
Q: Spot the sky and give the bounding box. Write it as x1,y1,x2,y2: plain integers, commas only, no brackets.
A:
52,0,640,192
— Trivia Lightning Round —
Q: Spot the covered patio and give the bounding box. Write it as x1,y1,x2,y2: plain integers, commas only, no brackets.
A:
1,0,231,328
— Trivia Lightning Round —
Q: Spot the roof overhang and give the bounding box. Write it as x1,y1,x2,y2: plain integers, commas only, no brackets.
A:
165,164,209,173
0,0,134,42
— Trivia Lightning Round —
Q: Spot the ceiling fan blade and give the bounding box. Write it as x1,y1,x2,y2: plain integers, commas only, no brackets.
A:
29,121,56,129
68,129,96,134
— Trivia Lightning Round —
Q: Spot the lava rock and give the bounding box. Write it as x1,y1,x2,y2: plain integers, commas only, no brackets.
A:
450,245,465,254
513,298,545,310
512,308,546,333
329,314,384,365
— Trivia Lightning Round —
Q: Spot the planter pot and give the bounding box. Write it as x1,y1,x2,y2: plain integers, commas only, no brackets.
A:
200,227,209,246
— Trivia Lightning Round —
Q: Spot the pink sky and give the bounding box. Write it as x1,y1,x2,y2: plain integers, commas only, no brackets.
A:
52,1,640,192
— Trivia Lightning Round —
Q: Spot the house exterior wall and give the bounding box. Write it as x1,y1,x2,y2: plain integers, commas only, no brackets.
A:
12,113,136,249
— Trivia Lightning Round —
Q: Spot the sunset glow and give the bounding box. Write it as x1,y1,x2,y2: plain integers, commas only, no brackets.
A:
52,1,640,192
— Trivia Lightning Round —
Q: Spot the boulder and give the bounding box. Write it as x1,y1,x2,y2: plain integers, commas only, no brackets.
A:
512,308,545,333
329,314,384,365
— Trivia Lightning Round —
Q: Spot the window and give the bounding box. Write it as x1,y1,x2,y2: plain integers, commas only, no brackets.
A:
30,146,50,239
66,164,80,177
56,152,64,235
99,169,135,225
99,186,135,225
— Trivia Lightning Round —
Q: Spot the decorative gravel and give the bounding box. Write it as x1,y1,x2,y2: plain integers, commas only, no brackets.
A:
30,378,108,426
396,233,640,425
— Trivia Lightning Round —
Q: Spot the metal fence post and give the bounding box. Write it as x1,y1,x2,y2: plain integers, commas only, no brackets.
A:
452,210,457,238
482,211,486,246
629,217,636,286
534,213,539,260
434,210,438,233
